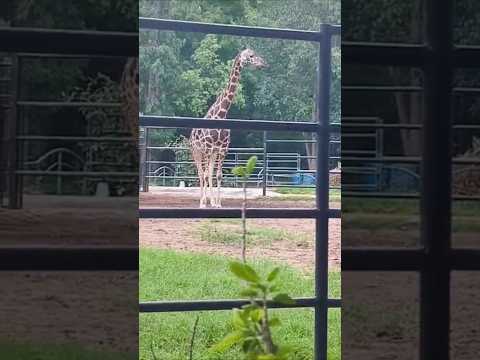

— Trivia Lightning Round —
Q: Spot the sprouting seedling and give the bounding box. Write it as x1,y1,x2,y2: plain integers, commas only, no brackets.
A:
231,155,257,263
210,261,295,359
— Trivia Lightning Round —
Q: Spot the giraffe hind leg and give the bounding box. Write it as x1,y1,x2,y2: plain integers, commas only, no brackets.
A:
193,152,207,208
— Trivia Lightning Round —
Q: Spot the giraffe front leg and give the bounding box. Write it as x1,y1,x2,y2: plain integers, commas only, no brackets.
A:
207,156,216,207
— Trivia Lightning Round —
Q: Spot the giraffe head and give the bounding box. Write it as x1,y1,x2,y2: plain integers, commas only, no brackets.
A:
239,48,267,69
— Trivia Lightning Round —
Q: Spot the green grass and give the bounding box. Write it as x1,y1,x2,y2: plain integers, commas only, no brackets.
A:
198,220,311,247
0,342,135,360
140,249,340,360
272,187,341,201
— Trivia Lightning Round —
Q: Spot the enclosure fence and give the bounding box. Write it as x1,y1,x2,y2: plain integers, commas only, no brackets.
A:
342,2,480,360
139,17,341,360
0,30,137,209
0,27,138,269
140,128,343,192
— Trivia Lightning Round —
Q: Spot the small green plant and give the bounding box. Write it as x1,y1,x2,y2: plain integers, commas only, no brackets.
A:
211,155,296,360
231,155,257,262
211,261,295,360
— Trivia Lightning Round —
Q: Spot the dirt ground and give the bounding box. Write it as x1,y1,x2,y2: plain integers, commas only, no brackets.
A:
140,189,340,271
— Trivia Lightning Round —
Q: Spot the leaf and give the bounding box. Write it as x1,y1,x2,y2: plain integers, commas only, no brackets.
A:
267,267,281,282
229,262,260,283
209,331,244,353
257,354,278,360
232,166,246,177
240,288,259,298
245,156,258,176
249,308,264,322
272,293,296,305
232,309,247,329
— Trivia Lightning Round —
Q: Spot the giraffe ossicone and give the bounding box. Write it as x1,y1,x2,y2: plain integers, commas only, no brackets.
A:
190,48,267,208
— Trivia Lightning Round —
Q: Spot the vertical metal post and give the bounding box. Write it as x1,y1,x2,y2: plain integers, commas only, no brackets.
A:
7,54,21,209
315,24,332,360
262,131,267,196
420,2,452,360
57,152,63,195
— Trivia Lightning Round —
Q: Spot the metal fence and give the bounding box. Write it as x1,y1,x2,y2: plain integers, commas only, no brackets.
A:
1,46,137,208
139,17,341,360
0,28,138,266
140,128,343,192
342,2,480,360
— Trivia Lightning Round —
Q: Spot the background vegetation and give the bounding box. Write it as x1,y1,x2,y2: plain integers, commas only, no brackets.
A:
140,0,341,162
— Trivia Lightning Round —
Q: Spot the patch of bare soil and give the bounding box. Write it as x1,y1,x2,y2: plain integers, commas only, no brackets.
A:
0,271,137,354
343,272,480,360
140,190,340,272
0,196,137,246
140,217,340,272
140,191,340,210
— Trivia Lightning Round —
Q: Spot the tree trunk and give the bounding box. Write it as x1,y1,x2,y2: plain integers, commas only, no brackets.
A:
390,0,423,157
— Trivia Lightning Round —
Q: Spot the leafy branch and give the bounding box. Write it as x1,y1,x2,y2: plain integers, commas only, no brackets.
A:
211,262,295,360
212,155,296,360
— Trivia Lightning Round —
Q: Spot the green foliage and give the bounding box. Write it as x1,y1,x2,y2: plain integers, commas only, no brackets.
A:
211,262,296,360
139,0,341,149
232,155,257,179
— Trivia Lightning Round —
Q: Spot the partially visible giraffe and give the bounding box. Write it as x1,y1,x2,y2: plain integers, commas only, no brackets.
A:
190,49,267,208
120,57,139,140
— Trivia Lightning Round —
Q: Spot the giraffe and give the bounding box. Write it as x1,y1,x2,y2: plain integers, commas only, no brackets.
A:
190,48,267,208
120,57,139,140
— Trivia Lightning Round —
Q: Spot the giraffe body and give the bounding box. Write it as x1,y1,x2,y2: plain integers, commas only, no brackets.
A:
189,49,266,208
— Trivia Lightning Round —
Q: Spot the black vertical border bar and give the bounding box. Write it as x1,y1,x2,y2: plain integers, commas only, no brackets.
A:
315,24,332,360
144,126,151,192
420,1,453,359
7,54,21,209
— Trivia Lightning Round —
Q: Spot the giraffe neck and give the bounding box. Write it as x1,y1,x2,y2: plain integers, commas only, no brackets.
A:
207,54,243,119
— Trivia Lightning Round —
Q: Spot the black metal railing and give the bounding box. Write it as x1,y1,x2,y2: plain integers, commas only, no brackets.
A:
342,2,480,360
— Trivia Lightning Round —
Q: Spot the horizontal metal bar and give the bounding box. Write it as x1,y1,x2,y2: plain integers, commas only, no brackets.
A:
17,136,135,142
140,297,341,313
342,85,423,92
0,247,138,270
0,27,137,56
450,249,480,270
342,248,426,271
140,208,341,219
342,41,429,66
341,122,421,129
140,17,340,42
453,124,480,129
342,191,420,199
343,42,480,67
343,248,480,271
17,101,121,107
343,156,420,163
454,45,480,67
342,191,480,201
342,116,383,122
16,52,131,60
17,170,137,176
140,115,321,132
